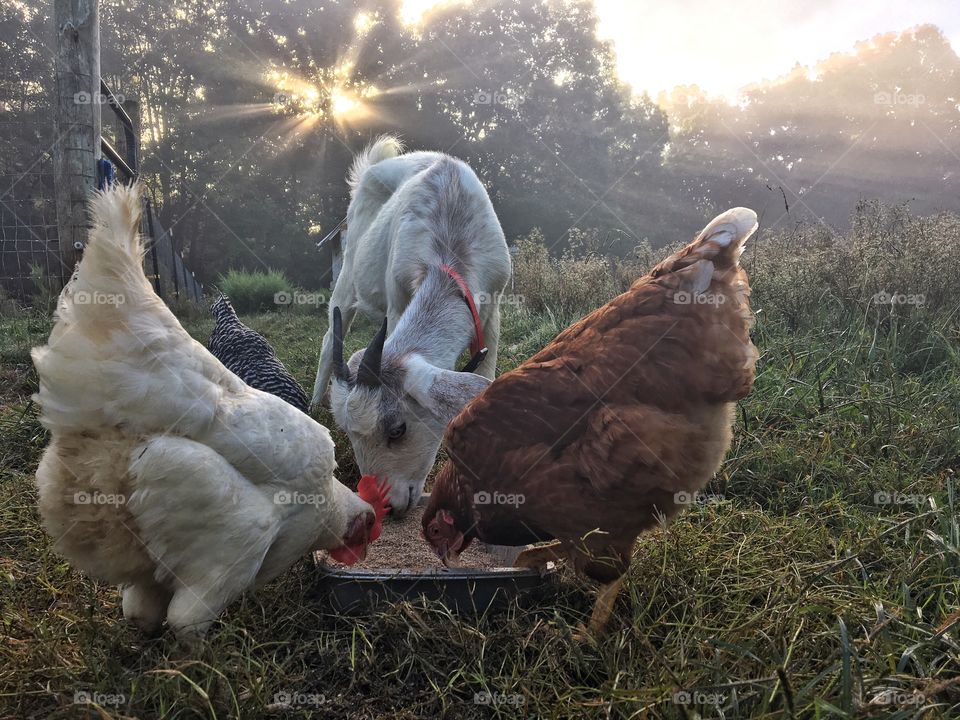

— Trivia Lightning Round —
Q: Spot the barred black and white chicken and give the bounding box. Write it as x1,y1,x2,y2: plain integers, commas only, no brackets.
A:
208,295,310,413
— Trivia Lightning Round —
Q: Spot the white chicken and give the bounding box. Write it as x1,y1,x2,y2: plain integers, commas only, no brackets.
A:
32,184,388,641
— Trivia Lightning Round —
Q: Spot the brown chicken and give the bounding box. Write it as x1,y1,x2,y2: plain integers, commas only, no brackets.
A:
422,207,760,635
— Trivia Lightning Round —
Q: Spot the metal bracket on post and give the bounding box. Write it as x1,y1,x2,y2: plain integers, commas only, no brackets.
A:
316,216,347,289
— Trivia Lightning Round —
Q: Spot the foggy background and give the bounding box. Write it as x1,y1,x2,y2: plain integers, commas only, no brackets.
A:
3,0,957,288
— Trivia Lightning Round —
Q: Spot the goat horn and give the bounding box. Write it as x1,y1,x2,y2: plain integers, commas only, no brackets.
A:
357,317,388,387
460,347,488,374
332,306,351,383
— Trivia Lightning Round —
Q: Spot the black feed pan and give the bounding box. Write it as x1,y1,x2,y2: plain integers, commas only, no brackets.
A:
314,495,556,615
314,564,555,615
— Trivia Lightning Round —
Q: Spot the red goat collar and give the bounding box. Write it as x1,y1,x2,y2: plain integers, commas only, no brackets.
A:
439,263,486,367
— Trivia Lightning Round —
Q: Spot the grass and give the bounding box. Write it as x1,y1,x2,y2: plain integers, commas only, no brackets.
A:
214,269,299,314
1,204,959,717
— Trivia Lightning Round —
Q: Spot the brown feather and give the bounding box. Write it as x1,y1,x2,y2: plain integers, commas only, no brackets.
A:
425,209,759,584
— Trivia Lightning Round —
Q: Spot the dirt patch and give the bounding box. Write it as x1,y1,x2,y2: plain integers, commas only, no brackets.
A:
320,504,497,571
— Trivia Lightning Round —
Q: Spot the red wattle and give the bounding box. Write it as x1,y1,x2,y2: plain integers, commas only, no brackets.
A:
329,477,393,566
329,545,365,565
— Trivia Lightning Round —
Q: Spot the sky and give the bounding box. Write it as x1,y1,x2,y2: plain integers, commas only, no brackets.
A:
592,0,960,100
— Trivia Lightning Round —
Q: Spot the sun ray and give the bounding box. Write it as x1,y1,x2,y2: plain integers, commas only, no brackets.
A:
400,0,470,27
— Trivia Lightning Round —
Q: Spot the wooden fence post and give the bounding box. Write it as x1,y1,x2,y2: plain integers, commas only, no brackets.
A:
53,0,101,277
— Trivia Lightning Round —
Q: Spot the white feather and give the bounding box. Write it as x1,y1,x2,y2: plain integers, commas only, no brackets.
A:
32,184,371,641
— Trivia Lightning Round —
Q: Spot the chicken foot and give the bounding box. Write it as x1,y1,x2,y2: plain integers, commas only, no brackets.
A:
513,540,565,570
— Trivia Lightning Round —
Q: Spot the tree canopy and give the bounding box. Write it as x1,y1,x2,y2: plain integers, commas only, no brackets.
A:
2,1,957,287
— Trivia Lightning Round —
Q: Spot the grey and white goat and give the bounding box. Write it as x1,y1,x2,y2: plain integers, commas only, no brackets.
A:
313,137,511,515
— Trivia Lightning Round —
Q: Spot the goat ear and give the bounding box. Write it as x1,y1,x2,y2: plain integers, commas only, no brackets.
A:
403,357,490,426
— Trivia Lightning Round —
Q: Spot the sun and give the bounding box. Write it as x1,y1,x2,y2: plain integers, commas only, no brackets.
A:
330,88,359,117
266,66,381,124
354,11,376,35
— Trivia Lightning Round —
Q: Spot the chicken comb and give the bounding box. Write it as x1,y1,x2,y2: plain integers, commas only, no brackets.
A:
357,475,391,542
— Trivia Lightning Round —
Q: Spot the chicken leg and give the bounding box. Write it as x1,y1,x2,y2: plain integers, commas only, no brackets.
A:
572,577,625,642
121,580,173,636
588,576,624,632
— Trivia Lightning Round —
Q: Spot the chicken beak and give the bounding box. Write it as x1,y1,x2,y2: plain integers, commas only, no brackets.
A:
433,544,460,567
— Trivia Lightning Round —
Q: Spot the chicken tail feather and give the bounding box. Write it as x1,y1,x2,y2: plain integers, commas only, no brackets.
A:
61,182,155,317
32,183,224,437
688,207,758,270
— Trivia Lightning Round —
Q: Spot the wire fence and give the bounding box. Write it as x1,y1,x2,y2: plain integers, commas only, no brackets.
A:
0,94,204,308
0,160,66,303
0,171,62,297
0,164,204,307
0,49,64,304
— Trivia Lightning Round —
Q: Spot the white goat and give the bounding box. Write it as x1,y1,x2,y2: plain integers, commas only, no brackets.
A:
312,137,511,515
